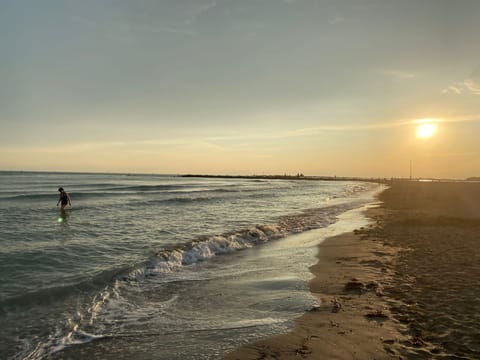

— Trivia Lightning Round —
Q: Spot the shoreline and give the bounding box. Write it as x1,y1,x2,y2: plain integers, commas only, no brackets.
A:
224,181,480,359
224,205,404,360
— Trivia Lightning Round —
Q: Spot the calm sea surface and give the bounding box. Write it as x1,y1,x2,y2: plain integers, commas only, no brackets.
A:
0,172,382,359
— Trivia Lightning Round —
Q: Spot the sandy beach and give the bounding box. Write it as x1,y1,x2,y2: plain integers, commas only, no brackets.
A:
224,181,480,359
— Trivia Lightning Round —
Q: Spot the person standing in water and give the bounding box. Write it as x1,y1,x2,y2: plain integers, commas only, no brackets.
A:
57,187,72,209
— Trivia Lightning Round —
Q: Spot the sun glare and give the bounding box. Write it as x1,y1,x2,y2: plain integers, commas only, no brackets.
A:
415,121,437,139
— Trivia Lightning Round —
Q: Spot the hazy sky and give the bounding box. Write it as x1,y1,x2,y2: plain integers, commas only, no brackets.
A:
1,0,480,178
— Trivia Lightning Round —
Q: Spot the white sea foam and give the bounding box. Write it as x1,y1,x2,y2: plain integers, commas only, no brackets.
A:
119,202,366,283
140,225,284,278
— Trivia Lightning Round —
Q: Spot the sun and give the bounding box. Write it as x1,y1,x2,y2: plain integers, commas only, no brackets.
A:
415,122,437,139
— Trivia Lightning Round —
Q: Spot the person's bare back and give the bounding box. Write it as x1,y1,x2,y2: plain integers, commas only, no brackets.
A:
57,187,71,209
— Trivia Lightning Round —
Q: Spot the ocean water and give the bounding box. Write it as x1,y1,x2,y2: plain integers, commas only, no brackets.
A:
0,171,382,359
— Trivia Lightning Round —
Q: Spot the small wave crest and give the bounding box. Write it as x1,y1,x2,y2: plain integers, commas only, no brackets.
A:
123,204,351,281
0,187,255,203
146,224,285,276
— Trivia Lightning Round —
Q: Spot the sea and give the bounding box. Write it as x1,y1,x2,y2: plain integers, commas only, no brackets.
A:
0,171,383,360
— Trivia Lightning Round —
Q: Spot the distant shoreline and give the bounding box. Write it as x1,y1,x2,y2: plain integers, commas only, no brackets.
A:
180,174,389,183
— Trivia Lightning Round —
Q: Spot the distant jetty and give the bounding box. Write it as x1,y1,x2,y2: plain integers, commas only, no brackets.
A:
180,174,389,184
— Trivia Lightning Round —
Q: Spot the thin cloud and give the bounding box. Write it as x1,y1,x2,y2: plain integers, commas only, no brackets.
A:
443,85,462,95
328,14,345,25
380,69,416,80
185,1,218,25
1,142,128,154
443,79,480,95
193,115,480,143
463,79,480,94
285,115,480,137
197,1,217,15
143,24,196,37
4,116,479,156
199,119,428,142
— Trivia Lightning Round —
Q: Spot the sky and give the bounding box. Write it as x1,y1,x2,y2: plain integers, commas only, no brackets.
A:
1,0,480,179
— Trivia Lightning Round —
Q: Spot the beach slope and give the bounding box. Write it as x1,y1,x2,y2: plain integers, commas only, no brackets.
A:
224,181,480,359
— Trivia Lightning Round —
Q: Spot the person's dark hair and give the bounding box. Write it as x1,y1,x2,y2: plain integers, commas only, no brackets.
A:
58,187,64,192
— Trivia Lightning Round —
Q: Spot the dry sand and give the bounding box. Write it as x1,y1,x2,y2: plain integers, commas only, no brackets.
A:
224,181,480,360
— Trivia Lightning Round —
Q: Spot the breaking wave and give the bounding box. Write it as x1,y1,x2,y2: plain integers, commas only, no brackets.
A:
124,203,350,281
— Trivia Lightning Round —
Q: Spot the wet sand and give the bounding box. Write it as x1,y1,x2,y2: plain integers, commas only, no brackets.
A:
224,181,480,359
